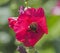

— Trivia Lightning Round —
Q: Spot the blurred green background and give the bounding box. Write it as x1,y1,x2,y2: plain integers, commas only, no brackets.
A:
0,0,60,53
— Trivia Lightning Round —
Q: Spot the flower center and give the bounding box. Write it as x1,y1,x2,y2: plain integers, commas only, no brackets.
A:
30,22,37,32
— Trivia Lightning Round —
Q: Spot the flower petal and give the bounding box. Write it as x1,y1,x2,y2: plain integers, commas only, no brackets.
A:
19,6,24,14
8,17,17,29
23,25,44,47
16,28,27,42
14,15,31,33
24,8,36,16
37,8,45,17
38,17,48,34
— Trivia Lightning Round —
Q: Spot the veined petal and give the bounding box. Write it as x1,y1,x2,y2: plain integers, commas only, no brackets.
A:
16,28,27,42
36,8,45,17
8,17,17,29
23,25,44,47
14,18,30,33
38,17,48,34
24,8,36,16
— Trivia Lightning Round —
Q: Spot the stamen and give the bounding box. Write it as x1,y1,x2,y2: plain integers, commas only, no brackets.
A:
30,22,37,32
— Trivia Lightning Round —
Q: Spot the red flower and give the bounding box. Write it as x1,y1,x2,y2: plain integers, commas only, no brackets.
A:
8,7,48,47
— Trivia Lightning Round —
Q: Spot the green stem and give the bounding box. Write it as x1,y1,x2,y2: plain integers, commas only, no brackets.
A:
24,0,28,8
26,47,38,53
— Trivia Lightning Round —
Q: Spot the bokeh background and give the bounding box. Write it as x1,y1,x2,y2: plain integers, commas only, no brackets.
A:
0,0,60,53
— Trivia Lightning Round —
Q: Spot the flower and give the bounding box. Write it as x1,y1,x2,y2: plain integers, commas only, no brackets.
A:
19,6,24,14
51,0,60,15
8,7,48,47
